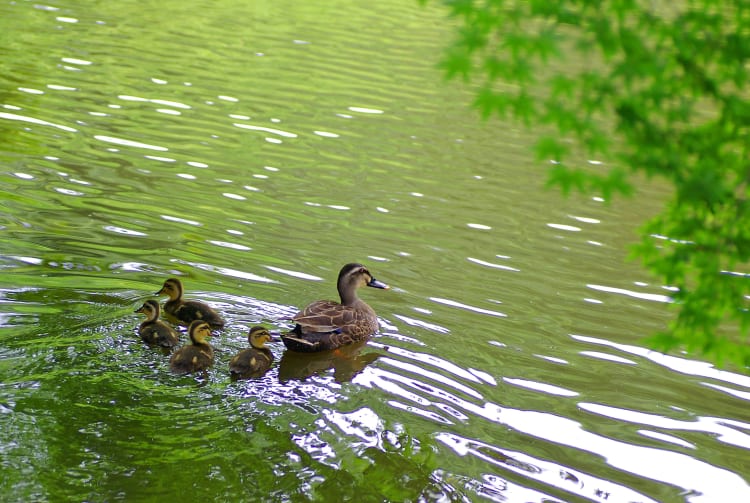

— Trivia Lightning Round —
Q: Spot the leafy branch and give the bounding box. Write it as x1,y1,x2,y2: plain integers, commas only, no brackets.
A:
425,0,750,368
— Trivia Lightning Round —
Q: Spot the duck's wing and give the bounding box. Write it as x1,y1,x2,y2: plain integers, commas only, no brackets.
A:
175,301,225,328
291,300,358,333
229,349,273,378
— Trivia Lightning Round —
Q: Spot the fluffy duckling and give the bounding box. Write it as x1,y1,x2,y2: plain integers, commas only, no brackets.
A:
135,299,180,348
155,277,225,328
169,320,215,374
229,326,274,379
281,263,389,353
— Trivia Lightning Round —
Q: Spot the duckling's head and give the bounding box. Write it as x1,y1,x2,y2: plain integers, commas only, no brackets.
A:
188,320,212,345
135,299,160,319
338,263,390,293
155,278,183,300
248,326,272,349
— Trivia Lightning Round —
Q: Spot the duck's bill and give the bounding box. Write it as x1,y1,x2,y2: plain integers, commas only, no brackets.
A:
367,278,390,290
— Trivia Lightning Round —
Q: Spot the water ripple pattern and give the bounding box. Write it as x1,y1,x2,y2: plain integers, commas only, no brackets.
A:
1,0,748,502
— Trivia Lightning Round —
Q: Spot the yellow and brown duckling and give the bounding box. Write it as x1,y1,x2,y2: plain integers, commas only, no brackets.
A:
229,326,274,379
155,277,225,328
135,299,180,348
281,263,389,353
169,320,215,374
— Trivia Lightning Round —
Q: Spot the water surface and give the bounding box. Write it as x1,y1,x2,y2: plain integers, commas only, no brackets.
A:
1,1,749,502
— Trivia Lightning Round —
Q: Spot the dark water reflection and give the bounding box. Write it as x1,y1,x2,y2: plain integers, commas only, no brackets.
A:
2,0,750,501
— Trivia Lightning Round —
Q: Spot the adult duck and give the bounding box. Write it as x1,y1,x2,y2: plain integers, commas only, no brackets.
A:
169,320,215,374
134,299,180,348
229,326,274,379
155,277,225,328
281,263,389,353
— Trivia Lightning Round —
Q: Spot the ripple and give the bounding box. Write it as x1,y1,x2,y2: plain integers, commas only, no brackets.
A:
503,377,579,397
265,266,323,281
94,135,168,151
497,407,750,502
437,433,660,503
547,223,581,232
160,215,201,226
104,226,147,237
348,106,384,114
467,256,520,272
313,130,339,138
60,57,90,65
572,334,750,388
233,123,298,138
579,350,636,365
393,313,450,334
586,283,673,303
207,240,251,251
429,297,507,318
638,430,696,449
0,112,77,132
579,402,750,449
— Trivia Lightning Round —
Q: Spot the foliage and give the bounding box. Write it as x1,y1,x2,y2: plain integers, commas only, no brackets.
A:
424,0,750,368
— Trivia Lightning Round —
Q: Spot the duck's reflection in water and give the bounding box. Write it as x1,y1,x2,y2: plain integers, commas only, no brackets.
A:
278,341,381,382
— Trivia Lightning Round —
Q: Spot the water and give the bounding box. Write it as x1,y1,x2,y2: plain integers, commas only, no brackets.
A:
1,1,749,502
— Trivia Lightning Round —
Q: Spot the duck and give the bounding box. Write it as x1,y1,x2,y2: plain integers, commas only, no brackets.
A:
155,277,225,328
134,299,180,348
229,326,274,379
169,320,215,374
281,263,389,353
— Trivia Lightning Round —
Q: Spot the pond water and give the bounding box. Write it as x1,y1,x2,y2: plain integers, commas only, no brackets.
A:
1,1,749,502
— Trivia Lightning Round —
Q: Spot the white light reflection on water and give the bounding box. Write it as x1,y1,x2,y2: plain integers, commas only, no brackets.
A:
356,335,750,501
467,256,520,272
638,429,696,449
571,334,750,389
0,112,77,132
393,313,450,334
348,106,383,114
207,240,251,251
233,123,298,138
587,283,673,303
104,226,146,237
429,297,507,318
700,382,750,400
503,377,579,397
160,215,200,226
265,266,322,281
437,432,660,503
94,135,168,151
579,350,637,365
178,262,277,284
371,343,484,385
580,402,750,449
547,223,581,232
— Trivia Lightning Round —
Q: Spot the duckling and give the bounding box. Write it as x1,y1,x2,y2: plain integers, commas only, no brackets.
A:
169,320,215,374
134,299,180,348
281,263,389,353
229,326,274,379
155,277,225,328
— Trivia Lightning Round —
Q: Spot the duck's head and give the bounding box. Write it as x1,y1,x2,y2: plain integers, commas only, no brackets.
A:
248,326,272,349
337,263,389,303
187,320,212,344
135,299,160,319
155,278,183,300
